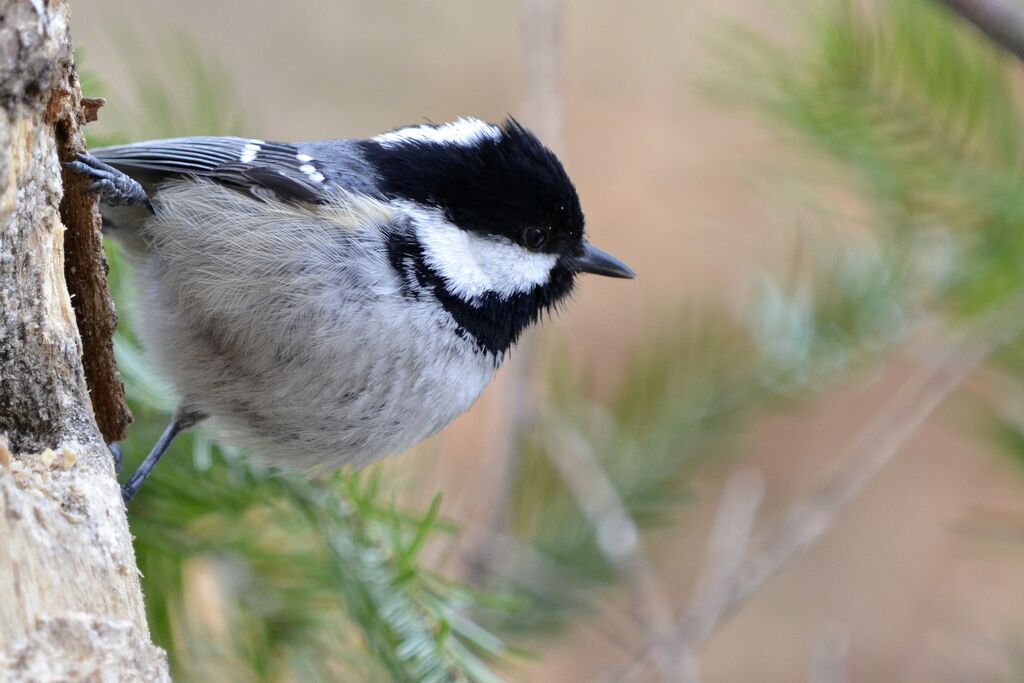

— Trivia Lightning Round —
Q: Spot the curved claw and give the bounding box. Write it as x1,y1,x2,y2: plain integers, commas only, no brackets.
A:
63,159,100,177
86,178,115,194
63,152,152,211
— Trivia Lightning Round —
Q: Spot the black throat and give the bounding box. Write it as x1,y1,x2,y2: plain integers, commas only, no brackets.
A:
385,231,574,356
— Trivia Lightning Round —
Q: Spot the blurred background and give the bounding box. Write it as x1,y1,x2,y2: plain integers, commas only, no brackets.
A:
73,0,1024,680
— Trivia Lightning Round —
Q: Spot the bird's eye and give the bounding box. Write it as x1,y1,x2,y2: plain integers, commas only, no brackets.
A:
523,227,549,250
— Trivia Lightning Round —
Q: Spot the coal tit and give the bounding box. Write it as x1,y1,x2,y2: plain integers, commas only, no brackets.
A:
67,117,635,502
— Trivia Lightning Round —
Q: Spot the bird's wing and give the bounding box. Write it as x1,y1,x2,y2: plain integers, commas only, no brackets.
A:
92,136,331,204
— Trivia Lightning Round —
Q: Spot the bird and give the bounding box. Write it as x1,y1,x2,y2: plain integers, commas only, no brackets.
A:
66,117,635,503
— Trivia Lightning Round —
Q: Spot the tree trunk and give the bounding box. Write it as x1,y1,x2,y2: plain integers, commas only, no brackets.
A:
0,0,168,679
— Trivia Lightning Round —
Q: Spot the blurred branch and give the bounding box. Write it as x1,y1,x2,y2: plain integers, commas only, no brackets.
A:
617,287,1024,682
675,469,765,683
808,624,849,683
522,0,565,150
677,469,764,649
545,418,680,683
459,522,640,651
611,469,764,683
937,0,1024,62
727,333,989,615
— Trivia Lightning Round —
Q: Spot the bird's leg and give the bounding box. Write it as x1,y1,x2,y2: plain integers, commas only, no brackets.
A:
121,410,206,505
108,443,123,475
64,152,153,212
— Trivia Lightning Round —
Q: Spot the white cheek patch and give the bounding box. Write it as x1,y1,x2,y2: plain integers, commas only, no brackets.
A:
410,208,558,300
373,117,501,148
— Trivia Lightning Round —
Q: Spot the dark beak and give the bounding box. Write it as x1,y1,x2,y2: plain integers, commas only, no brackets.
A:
573,242,636,279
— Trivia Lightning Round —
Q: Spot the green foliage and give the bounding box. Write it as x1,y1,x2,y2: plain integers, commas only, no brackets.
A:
714,0,1024,314
713,0,1024,458
129,457,512,682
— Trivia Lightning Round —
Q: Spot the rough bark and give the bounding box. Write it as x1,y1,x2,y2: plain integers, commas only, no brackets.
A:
56,87,130,444
0,1,167,680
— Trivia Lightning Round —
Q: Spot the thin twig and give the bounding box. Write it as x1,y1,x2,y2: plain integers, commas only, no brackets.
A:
617,288,1024,682
522,0,565,148
727,342,986,613
545,417,681,683
610,469,764,683
680,469,765,648
937,0,1024,63
458,521,641,651
808,624,849,683
678,469,765,682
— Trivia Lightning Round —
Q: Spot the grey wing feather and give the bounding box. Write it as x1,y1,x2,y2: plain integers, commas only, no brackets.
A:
216,164,323,204
92,137,331,204
93,137,252,175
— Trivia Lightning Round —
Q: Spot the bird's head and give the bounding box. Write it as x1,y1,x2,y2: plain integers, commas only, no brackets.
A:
363,117,634,355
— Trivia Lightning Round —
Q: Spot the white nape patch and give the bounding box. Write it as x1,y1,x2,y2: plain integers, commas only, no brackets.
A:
239,141,263,163
404,204,558,300
373,117,501,148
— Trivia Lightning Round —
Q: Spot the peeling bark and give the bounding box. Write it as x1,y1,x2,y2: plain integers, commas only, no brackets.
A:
57,83,130,444
0,1,166,680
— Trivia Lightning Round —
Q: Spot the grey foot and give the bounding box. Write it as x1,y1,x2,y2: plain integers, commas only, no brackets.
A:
121,410,206,505
64,153,153,212
108,442,123,475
